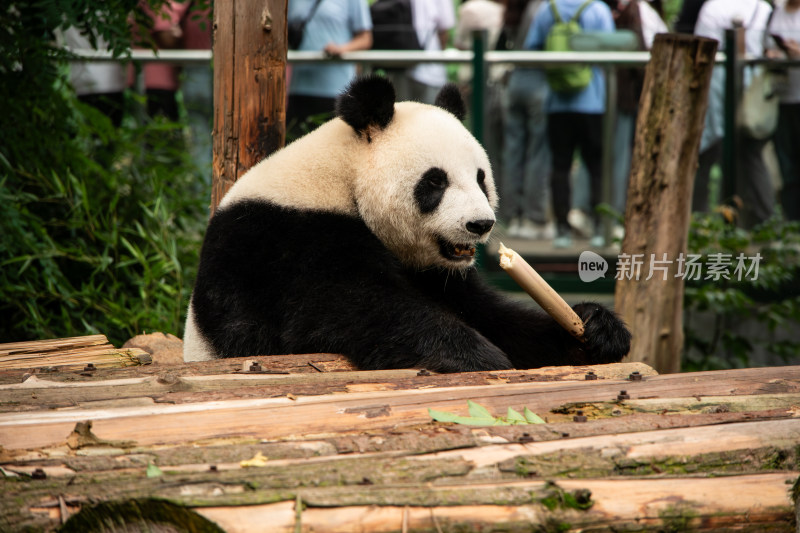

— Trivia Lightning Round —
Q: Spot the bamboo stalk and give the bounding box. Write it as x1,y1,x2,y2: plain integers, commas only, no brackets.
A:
498,243,585,340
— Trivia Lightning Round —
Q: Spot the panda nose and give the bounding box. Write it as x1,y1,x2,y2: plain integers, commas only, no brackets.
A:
466,219,495,236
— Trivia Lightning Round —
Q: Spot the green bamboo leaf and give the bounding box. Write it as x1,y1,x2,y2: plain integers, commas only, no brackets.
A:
467,400,493,419
428,408,461,423
506,407,526,423
146,462,163,478
428,408,508,426
453,416,507,426
523,407,546,424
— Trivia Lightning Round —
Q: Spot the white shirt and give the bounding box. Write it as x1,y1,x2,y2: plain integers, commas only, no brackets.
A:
410,0,456,87
639,1,669,49
694,0,773,56
768,4,800,102
59,27,126,95
454,0,504,50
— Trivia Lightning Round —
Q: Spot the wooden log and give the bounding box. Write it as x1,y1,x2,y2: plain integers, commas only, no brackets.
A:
14,474,796,531
424,418,800,476
0,335,150,371
614,34,719,373
0,361,656,411
194,474,797,532
8,417,794,481
1,365,798,450
211,0,288,213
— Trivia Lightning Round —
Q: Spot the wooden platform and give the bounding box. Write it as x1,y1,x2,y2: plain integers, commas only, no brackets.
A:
1,337,798,531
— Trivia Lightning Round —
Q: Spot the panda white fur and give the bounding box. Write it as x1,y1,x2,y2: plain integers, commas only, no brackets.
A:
183,75,631,371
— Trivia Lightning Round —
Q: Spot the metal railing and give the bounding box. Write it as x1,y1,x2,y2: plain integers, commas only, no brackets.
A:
70,41,800,230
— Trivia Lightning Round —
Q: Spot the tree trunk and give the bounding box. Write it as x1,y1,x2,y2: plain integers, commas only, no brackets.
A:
211,0,288,213
615,34,719,374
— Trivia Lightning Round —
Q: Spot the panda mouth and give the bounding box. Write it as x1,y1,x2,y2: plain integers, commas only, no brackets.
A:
438,238,476,261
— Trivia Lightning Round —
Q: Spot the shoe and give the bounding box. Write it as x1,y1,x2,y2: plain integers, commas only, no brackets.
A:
567,209,592,238
517,219,540,239
589,235,606,248
553,235,573,248
508,218,523,237
553,224,573,249
539,221,556,240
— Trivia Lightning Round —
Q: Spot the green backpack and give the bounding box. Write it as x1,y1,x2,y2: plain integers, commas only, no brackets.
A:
544,0,595,93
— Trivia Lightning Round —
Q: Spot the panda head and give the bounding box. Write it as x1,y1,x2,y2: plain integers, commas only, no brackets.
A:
336,75,498,272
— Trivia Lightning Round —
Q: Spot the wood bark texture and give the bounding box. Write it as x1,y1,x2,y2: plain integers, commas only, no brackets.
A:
211,0,288,213
615,34,719,373
1,338,798,531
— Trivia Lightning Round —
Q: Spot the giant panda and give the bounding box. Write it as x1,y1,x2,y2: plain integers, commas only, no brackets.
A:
183,75,631,372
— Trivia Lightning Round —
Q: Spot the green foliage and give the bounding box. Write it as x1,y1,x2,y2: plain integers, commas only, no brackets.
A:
683,212,800,371
1,98,207,345
661,0,685,29
0,1,208,346
0,1,160,172
429,401,546,426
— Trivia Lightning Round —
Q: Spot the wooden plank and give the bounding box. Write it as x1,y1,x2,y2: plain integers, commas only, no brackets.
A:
0,335,150,371
1,367,798,450
421,418,800,475
0,362,656,411
5,418,795,480
0,335,110,356
0,352,361,385
195,474,797,532
1,361,797,531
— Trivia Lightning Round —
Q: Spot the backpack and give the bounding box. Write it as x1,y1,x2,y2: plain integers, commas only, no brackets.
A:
544,0,595,93
370,0,421,50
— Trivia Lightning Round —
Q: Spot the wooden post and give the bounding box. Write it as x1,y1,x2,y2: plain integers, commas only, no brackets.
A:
614,34,718,374
211,0,288,213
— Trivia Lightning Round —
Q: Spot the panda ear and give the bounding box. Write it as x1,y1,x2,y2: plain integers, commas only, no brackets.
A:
434,83,466,122
336,75,395,140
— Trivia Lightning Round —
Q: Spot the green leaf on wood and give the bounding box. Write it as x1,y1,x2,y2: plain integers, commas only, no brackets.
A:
146,462,163,478
467,399,493,419
524,407,547,424
506,407,527,423
429,402,546,427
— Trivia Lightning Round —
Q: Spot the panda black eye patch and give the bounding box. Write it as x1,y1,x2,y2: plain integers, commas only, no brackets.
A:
477,169,488,198
414,167,449,214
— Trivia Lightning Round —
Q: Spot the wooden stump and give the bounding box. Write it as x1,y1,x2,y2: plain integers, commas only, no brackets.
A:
211,0,288,213
615,34,719,374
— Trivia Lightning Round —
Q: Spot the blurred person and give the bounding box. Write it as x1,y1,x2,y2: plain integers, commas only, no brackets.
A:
674,0,708,34
455,0,505,50
499,0,555,239
693,0,774,228
181,2,213,180
59,27,126,127
767,0,800,219
454,0,506,198
526,0,616,248
388,0,456,103
130,1,190,121
287,0,372,135
605,0,667,221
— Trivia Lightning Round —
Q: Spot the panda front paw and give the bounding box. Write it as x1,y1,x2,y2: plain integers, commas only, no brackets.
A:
573,302,631,364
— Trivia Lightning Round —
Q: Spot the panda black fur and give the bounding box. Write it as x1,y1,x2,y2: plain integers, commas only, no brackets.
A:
183,75,631,371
